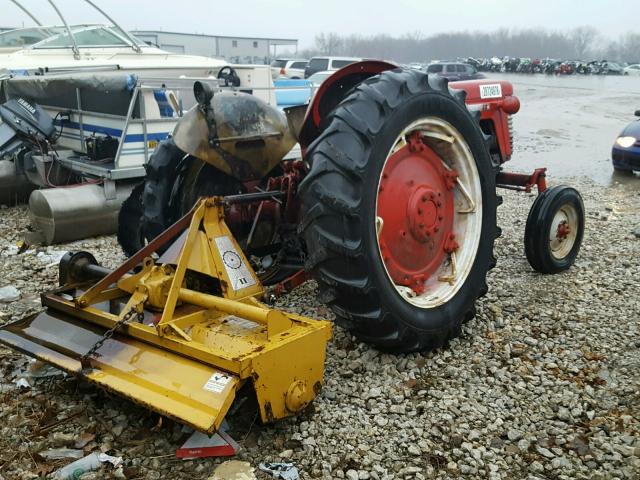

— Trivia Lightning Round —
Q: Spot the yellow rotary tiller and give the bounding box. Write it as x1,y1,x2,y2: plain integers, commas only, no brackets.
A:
0,196,332,434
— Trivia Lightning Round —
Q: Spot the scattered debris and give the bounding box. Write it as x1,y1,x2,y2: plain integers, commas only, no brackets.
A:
176,428,239,458
14,378,31,389
50,452,123,480
208,460,256,480
74,432,96,449
0,285,20,303
15,240,29,254
40,448,85,460
259,462,300,480
633,227,640,238
22,358,64,379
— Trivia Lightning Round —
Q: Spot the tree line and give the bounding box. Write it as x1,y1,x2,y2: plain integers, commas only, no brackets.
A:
295,28,640,64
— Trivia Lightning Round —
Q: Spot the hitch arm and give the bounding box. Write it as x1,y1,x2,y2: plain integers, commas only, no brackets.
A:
496,168,547,193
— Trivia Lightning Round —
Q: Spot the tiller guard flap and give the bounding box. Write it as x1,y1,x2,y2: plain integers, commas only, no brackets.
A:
0,310,238,434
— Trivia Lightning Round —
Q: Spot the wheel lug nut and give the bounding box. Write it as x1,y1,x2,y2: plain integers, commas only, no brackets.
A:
437,201,442,207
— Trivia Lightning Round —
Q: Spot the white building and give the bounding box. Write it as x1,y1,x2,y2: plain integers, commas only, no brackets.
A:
131,30,298,64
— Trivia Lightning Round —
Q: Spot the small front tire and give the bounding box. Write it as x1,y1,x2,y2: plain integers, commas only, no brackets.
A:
524,186,585,273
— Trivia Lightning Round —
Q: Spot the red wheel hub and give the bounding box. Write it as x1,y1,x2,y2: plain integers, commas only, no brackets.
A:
377,133,458,294
556,221,570,239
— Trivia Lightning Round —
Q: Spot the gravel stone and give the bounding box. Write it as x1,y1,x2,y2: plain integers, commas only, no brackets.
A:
0,171,638,479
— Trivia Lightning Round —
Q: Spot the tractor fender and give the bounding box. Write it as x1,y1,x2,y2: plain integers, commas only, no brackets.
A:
298,60,397,150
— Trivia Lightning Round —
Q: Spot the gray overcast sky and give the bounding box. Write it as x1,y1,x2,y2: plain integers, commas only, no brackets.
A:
3,0,633,48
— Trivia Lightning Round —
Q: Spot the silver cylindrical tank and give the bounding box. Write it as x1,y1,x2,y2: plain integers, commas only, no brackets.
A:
29,182,136,244
0,160,34,206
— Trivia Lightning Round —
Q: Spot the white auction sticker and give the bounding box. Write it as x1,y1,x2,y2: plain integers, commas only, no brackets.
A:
226,315,260,330
479,83,503,99
214,235,257,291
203,373,232,393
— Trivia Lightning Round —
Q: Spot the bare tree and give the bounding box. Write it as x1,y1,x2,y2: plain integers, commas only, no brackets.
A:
571,26,599,59
315,32,343,55
619,33,640,63
306,27,635,64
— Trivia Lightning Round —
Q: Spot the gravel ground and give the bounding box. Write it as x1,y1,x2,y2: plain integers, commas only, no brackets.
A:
0,175,638,480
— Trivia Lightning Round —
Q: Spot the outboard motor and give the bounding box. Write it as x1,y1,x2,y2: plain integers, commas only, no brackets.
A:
0,97,56,204
0,97,55,157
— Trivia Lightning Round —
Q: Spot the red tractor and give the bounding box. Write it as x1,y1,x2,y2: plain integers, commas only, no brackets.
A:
119,61,585,352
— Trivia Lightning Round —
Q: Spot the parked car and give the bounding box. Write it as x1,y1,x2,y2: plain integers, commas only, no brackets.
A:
425,62,485,81
601,62,624,75
624,64,640,76
307,70,334,87
270,58,308,80
304,56,362,78
612,110,640,173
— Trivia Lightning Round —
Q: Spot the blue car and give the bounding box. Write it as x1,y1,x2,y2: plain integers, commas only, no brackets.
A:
612,110,640,173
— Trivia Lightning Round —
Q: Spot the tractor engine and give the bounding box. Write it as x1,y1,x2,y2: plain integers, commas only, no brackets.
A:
118,82,309,282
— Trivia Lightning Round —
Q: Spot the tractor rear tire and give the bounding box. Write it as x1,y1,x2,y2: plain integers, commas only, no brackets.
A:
300,69,498,353
117,140,246,257
117,182,145,257
117,139,186,256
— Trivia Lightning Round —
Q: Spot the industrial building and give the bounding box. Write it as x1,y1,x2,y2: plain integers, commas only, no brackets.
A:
131,30,298,64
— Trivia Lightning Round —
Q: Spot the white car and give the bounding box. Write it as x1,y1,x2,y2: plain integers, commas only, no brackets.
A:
307,70,334,87
304,56,362,78
270,58,308,80
624,64,640,76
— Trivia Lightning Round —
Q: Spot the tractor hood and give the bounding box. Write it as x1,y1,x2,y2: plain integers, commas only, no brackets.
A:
173,91,298,180
450,79,514,104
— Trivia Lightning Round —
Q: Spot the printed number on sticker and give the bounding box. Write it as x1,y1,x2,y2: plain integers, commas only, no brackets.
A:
203,373,232,393
479,83,502,99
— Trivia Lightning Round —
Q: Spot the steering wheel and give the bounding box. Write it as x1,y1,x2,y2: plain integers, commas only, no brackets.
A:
217,66,241,87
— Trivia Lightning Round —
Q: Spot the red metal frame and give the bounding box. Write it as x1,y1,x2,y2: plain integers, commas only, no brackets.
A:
377,133,458,294
496,168,547,193
269,269,312,299
298,60,397,150
450,80,520,163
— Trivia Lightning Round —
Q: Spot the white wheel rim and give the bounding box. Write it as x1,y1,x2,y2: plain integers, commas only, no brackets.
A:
375,117,483,309
549,204,579,260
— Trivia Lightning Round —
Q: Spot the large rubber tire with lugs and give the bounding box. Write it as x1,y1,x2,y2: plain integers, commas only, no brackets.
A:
300,69,499,353
117,139,186,256
117,182,145,257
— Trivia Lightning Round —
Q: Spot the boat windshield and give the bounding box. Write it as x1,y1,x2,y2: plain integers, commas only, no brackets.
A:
0,27,65,48
32,25,145,49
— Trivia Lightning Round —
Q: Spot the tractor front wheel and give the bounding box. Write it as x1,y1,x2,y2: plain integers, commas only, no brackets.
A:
524,186,585,273
300,69,499,352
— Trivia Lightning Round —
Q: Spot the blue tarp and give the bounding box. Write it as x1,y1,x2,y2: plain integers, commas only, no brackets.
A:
274,78,313,108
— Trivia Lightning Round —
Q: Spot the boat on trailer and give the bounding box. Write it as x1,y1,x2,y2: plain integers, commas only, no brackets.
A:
0,64,297,244
0,0,226,78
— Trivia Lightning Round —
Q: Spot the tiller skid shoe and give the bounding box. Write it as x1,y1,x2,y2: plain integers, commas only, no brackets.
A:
0,196,332,434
